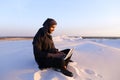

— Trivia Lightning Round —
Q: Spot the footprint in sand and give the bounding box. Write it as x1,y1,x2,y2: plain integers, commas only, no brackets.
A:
84,69,103,79
85,78,92,80
97,74,103,78
67,62,104,80
84,69,95,75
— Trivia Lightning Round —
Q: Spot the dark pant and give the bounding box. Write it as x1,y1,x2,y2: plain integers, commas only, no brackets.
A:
61,49,72,67
39,49,71,69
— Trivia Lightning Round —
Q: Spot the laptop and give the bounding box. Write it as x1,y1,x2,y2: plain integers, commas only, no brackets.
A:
64,48,74,60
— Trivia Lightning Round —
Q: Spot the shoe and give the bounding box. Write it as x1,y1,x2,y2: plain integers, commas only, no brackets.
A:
61,68,73,77
53,68,61,72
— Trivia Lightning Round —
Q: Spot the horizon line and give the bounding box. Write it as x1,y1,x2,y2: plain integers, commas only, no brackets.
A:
0,36,120,39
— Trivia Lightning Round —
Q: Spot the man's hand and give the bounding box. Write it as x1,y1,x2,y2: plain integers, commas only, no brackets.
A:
53,53,65,58
57,52,65,54
47,52,65,58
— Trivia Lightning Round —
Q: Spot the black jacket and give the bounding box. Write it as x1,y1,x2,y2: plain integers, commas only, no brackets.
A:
32,26,58,66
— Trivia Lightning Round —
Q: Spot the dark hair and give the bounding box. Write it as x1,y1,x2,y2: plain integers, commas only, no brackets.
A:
43,18,57,27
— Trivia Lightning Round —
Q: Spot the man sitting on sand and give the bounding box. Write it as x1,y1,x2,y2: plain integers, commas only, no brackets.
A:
32,18,73,77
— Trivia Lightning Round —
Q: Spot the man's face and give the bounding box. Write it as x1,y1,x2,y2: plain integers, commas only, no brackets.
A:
49,25,56,34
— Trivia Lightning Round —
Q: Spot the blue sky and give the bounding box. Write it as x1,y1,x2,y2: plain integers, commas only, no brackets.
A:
0,0,120,36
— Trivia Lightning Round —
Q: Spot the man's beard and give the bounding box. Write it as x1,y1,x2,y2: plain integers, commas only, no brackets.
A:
48,30,54,34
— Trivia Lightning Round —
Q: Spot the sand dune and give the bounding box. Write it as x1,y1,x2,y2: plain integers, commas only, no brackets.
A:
0,36,120,80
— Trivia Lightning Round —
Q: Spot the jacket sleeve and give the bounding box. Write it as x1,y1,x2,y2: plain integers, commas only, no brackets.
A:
33,45,48,58
33,37,48,58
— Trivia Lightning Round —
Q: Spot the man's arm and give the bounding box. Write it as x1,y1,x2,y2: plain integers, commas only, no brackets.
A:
47,52,65,58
